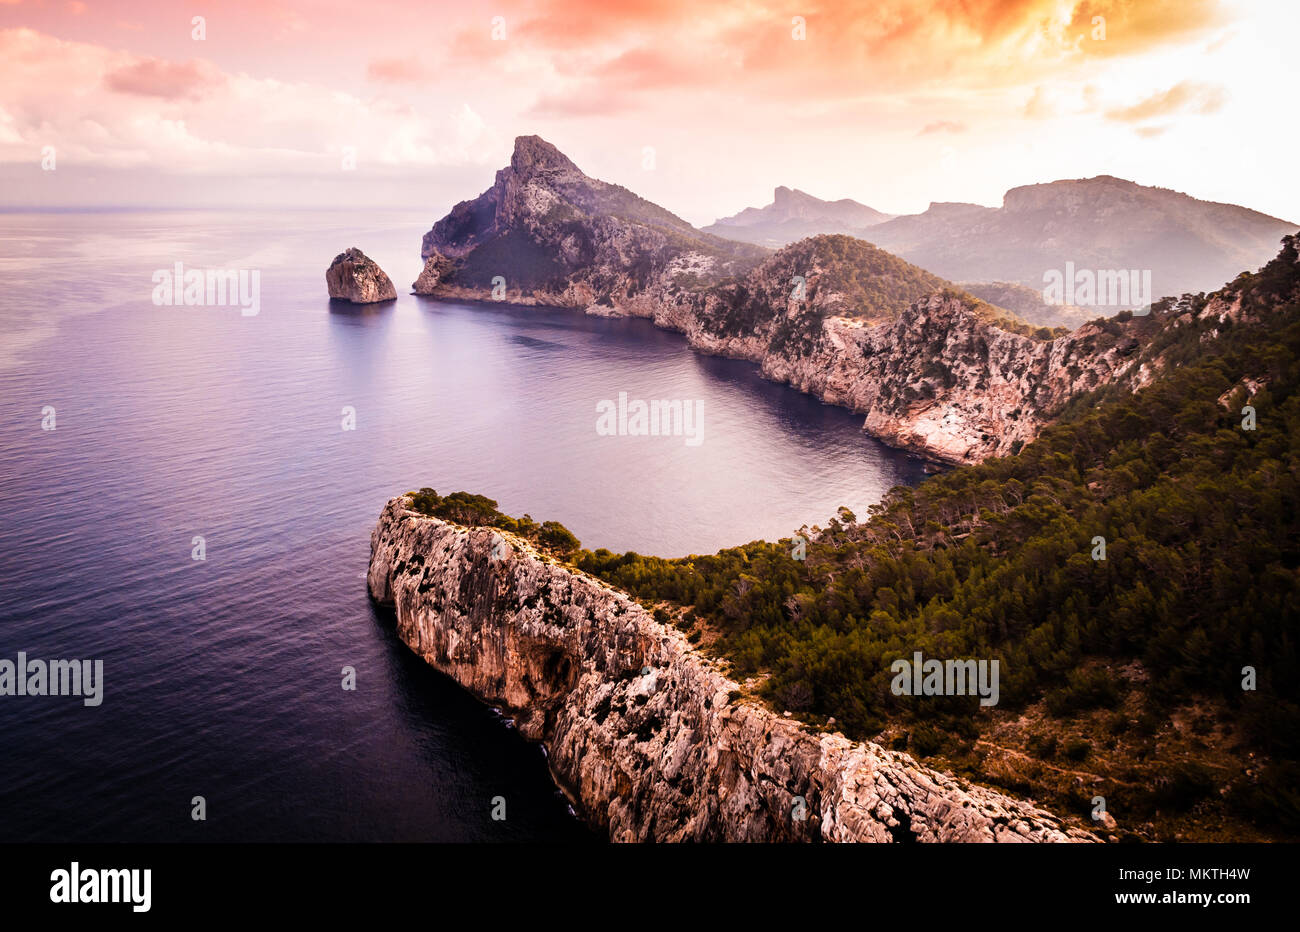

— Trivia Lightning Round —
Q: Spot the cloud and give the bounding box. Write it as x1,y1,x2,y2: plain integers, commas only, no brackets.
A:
104,58,223,100
0,28,500,174
526,88,631,118
465,0,1226,111
1022,86,1052,119
1064,0,1225,57
1105,81,1227,123
918,120,966,135
365,57,430,84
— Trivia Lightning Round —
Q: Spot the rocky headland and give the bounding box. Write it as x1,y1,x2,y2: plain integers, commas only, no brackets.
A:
411,135,1255,464
368,494,1098,843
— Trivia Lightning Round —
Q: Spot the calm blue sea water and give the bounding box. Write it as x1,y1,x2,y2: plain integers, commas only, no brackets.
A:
0,210,927,841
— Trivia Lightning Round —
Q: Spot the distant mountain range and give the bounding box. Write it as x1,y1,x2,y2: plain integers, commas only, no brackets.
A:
956,280,1092,331
706,176,1297,307
700,186,893,248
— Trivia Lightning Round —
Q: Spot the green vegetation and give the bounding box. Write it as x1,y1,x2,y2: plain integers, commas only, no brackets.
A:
413,237,1300,838
407,488,581,557
953,289,1068,340
801,234,952,319
575,236,1300,839
704,235,1052,349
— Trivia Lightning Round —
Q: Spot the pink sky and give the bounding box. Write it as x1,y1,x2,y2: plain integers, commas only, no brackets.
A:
0,0,1295,225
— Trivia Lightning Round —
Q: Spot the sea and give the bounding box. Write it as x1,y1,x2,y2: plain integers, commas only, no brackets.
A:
0,209,926,841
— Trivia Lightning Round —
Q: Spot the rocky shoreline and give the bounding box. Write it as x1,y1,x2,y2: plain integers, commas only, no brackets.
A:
368,495,1097,843
410,136,1173,465
411,285,1154,465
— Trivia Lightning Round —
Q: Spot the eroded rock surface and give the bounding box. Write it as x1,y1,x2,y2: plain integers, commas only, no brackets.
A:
368,495,1097,843
412,251,456,294
326,247,397,304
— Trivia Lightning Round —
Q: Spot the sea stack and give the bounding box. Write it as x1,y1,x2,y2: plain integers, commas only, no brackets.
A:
326,247,397,304
412,250,456,295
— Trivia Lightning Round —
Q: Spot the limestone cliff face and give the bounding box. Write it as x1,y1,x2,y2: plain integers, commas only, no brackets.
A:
368,496,1096,843
671,290,1147,465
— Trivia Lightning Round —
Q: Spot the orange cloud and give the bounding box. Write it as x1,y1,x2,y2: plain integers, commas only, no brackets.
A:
458,0,1226,120
1105,81,1227,123
1066,0,1226,56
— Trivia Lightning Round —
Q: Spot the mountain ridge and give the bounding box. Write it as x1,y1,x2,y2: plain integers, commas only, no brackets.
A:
701,185,893,247
411,135,1285,464
868,175,1296,303
703,173,1296,306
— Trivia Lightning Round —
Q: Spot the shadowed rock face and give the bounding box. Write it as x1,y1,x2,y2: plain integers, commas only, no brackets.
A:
368,496,1098,843
419,135,765,303
326,247,397,303
411,251,455,295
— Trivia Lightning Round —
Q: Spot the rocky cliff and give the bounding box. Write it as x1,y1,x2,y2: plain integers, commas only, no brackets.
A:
326,247,397,303
691,290,1147,464
368,495,1097,843
415,136,1267,464
420,134,764,306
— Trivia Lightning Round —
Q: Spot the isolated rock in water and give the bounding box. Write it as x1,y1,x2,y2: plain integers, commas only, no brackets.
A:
326,247,397,303
412,251,456,294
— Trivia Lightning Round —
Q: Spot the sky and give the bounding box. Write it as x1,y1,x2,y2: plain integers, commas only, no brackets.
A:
0,0,1295,226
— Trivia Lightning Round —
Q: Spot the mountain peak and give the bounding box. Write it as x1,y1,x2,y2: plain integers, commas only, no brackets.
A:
510,135,579,178
704,188,892,246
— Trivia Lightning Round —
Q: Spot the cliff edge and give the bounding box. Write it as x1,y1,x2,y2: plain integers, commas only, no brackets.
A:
367,495,1096,843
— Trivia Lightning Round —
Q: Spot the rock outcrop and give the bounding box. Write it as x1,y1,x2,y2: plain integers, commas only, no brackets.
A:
682,289,1149,464
368,495,1097,843
326,247,397,304
419,134,765,305
412,251,456,294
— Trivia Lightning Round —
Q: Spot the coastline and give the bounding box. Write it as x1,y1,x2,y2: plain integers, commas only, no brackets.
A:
367,494,1097,843
410,289,963,466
